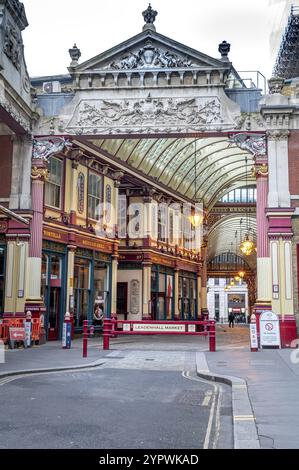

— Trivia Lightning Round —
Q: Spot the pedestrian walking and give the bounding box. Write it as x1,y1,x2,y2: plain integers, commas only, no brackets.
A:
228,312,235,328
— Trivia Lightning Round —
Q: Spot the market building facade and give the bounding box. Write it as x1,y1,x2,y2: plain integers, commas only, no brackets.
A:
0,1,298,345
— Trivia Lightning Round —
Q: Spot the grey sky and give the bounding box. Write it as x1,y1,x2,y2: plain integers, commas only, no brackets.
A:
22,0,280,80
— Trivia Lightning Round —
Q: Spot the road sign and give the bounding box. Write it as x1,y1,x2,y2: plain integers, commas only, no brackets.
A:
9,328,26,341
260,311,281,348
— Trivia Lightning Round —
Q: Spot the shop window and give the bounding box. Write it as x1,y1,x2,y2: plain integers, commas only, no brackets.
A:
179,272,197,320
169,212,174,244
158,204,167,241
0,245,6,316
93,261,109,318
45,157,63,209
88,172,102,220
74,257,91,327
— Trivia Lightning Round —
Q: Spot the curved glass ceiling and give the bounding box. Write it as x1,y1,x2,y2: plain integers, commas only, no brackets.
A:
88,136,255,207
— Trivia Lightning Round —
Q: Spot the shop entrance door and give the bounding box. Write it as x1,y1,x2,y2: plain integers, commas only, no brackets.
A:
42,253,65,341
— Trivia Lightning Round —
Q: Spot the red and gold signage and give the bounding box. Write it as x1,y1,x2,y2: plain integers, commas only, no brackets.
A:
43,228,68,243
151,254,176,268
119,253,144,262
76,235,113,253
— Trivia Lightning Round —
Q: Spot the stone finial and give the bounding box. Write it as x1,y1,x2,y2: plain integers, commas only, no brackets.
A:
218,40,231,61
268,76,284,94
69,44,81,67
142,4,158,31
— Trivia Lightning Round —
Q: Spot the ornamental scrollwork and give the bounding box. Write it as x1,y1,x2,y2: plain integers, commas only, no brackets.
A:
108,41,193,69
76,96,221,129
32,137,72,161
228,133,266,157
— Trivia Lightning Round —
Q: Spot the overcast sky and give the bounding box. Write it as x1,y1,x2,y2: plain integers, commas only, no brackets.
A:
22,0,282,80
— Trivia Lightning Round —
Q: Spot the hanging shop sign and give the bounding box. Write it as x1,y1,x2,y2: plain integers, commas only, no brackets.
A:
260,311,281,348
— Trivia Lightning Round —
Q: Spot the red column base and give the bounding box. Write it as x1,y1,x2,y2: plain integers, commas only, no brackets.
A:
280,315,298,348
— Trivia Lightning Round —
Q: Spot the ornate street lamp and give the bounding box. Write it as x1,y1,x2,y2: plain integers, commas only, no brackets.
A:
239,156,255,256
189,139,203,228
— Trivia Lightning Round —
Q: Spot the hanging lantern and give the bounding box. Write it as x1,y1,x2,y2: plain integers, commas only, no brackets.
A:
238,270,245,278
189,212,203,228
234,275,240,282
230,279,235,286
240,235,255,256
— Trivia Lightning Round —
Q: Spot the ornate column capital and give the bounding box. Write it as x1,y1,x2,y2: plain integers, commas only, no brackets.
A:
266,129,290,141
252,163,268,178
31,166,49,182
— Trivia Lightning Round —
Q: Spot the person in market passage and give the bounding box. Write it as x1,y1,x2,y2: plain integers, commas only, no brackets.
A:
228,312,235,328
93,305,104,333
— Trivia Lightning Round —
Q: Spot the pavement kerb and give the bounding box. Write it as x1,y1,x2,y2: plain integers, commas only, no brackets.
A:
0,358,105,380
196,352,260,450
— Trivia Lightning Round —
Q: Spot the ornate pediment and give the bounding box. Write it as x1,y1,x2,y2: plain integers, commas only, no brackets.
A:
71,30,227,74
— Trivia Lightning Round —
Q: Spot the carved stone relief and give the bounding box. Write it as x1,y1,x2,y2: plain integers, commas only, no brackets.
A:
108,42,195,69
65,95,223,134
3,20,22,69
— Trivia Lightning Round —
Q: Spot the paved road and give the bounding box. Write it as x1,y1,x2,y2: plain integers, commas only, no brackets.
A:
0,351,233,449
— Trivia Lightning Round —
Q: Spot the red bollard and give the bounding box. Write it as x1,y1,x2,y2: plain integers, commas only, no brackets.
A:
209,320,216,352
103,319,111,350
83,319,88,358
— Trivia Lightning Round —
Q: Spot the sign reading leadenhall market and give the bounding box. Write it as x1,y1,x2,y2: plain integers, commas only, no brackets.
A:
34,4,264,138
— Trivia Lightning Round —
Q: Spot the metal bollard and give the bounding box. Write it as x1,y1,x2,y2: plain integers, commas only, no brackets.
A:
103,319,111,350
62,312,72,349
25,311,32,348
83,319,88,357
209,320,216,352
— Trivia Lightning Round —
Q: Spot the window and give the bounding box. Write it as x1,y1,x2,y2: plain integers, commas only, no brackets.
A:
45,157,63,208
169,212,174,244
88,172,102,220
158,204,167,241
118,195,127,238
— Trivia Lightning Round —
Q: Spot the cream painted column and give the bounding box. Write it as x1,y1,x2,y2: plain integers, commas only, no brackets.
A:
142,262,152,319
270,236,294,315
66,246,76,313
4,235,30,316
197,273,202,319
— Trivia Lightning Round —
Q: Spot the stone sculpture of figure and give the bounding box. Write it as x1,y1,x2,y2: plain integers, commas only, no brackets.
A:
142,4,158,24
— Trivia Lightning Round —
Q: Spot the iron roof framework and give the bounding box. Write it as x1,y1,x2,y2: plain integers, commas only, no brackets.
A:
273,6,299,79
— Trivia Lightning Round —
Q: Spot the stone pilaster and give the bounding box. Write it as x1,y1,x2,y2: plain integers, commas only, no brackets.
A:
142,261,152,320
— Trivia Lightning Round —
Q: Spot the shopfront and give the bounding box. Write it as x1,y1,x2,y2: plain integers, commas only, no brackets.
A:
41,241,67,340
73,248,111,331
178,271,197,320
151,265,174,320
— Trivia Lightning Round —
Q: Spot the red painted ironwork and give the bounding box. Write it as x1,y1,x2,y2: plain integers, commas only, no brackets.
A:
102,319,216,351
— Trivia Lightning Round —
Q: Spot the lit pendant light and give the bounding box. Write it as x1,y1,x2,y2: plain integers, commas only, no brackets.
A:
189,139,203,228
234,275,240,282
239,156,255,256
238,270,245,279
